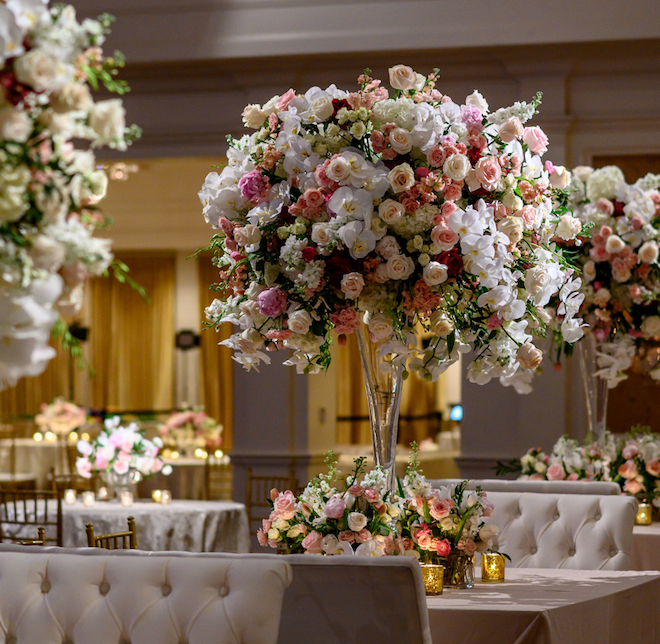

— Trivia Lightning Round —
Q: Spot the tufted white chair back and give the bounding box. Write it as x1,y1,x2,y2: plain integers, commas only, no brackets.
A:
485,491,637,570
0,547,291,644
428,478,621,495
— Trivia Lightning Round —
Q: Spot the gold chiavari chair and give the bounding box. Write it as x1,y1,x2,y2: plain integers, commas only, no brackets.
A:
15,526,46,546
246,467,299,535
0,425,37,491
204,453,233,500
0,489,63,546
86,516,138,550
47,467,96,495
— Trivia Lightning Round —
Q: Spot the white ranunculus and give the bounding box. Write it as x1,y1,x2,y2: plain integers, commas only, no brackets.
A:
638,241,659,264
321,533,339,553
347,511,368,532
309,95,334,121
287,309,312,335
233,224,262,252
386,254,414,280
90,99,126,146
368,312,393,341
502,188,523,212
443,154,470,182
0,107,31,142
375,235,400,260
641,316,660,338
422,261,448,286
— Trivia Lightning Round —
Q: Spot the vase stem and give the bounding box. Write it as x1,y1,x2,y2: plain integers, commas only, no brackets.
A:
577,333,609,447
355,324,403,492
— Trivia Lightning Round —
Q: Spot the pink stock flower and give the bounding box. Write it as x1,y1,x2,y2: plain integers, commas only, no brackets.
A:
257,529,269,547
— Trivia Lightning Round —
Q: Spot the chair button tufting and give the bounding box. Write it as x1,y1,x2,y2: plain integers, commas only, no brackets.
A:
610,549,617,557
553,513,559,520
99,582,110,596
63,640,73,644
162,584,172,596
41,580,51,593
568,548,576,556
219,585,229,597
594,514,601,521
530,546,537,555
7,637,17,644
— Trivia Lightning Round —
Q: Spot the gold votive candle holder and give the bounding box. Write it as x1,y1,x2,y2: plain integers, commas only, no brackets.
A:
481,552,506,583
120,490,133,507
152,489,163,503
63,489,77,505
635,502,653,526
420,564,444,595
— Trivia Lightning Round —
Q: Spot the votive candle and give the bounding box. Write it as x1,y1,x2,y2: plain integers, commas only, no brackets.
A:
96,487,109,501
151,489,162,503
63,489,77,505
481,552,506,582
160,490,172,505
635,502,653,526
120,490,133,507
82,491,95,507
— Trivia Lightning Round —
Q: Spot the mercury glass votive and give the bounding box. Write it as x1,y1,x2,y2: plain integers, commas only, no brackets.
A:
82,491,95,507
120,490,133,507
420,564,444,595
635,502,653,526
160,490,172,505
151,489,163,503
481,552,506,583
63,489,77,505
96,486,109,501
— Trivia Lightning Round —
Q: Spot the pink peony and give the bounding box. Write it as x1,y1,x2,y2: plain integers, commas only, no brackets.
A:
324,496,347,519
257,287,287,317
435,538,451,557
238,169,269,203
301,530,323,554
546,463,566,480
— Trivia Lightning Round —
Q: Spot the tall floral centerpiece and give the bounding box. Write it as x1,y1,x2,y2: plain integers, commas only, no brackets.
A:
158,408,223,458
35,396,86,472
562,167,660,443
200,64,585,489
0,1,139,390
76,416,171,498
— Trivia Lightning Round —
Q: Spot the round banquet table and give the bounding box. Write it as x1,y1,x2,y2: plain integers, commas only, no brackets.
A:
60,499,249,552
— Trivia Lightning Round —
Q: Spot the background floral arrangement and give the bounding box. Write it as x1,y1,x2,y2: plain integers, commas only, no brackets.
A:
503,428,660,506
258,454,400,555
399,449,499,574
34,396,85,435
158,408,223,456
201,64,585,394
560,167,660,387
76,416,171,479
0,0,140,390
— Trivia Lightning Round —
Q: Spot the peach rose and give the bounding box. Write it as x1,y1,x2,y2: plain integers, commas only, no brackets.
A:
443,154,470,182
618,460,638,479
474,156,502,190
387,163,415,193
273,490,297,520
498,117,523,143
624,479,644,495
341,272,365,299
422,261,448,286
378,199,405,225
389,127,413,155
638,241,659,264
646,460,660,477
386,254,415,280
388,65,417,91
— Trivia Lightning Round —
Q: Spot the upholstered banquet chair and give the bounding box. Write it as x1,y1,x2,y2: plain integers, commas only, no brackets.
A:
484,491,637,570
86,516,138,549
428,478,621,495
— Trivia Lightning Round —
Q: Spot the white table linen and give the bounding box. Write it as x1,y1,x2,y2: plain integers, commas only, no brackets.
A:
427,568,660,644
631,523,660,570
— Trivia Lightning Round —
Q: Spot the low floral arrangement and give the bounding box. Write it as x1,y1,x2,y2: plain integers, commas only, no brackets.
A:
501,427,660,506
558,167,660,386
35,397,86,435
76,416,172,480
399,449,499,584
0,1,140,390
201,63,585,394
258,454,399,555
158,408,223,456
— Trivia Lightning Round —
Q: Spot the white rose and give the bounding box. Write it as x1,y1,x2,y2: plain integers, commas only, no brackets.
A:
517,343,543,370
465,90,489,113
498,217,524,245
242,104,266,129
443,154,470,182
368,312,393,341
604,234,626,255
386,254,415,280
321,534,339,553
583,260,596,282
0,108,31,142
89,99,126,146
311,223,331,246
572,166,593,182
389,128,412,155
378,199,404,225
593,288,611,308
387,163,415,194
233,224,262,250
422,261,448,286
310,96,334,121
376,235,400,260
85,170,108,203
524,267,550,297
549,165,571,190
325,157,350,183
13,48,60,92
440,517,456,532
388,65,417,91
347,511,368,532
287,309,313,334
638,241,659,264
349,121,366,139
612,264,631,283
502,189,523,212
642,316,660,338
30,235,65,272
51,82,93,114
430,310,454,337
341,272,365,299
267,528,280,540
556,214,581,241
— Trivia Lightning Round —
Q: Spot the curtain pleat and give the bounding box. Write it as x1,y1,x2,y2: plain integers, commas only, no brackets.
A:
198,254,233,451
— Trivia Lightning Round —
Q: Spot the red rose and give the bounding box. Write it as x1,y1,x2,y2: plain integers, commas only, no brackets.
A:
436,249,463,277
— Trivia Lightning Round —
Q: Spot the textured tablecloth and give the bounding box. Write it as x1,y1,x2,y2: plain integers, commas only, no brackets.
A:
426,568,660,644
3,499,249,553
631,523,660,570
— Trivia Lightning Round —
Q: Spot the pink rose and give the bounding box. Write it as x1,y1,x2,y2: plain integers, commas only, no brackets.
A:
257,529,268,547
363,488,379,504
474,156,502,190
276,89,296,111
567,473,579,481
355,528,372,544
441,199,459,215
546,463,566,480
522,126,549,155
348,484,364,496
257,287,287,317
498,117,523,143
461,539,477,555
515,206,537,229
622,443,639,460
646,460,660,477
427,146,446,167
618,460,638,479
324,496,347,519
435,538,452,557
624,479,644,496
431,225,459,251
428,498,452,521
416,532,433,550
273,490,297,520
338,530,356,543
301,530,323,554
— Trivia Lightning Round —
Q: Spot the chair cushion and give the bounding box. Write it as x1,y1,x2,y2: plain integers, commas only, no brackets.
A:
428,478,622,495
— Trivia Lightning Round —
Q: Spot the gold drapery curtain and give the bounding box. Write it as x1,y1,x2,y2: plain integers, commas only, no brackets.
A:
0,252,176,419
335,332,444,446
198,254,233,451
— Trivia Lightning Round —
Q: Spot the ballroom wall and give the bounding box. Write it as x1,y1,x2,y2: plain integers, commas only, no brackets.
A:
79,0,660,480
